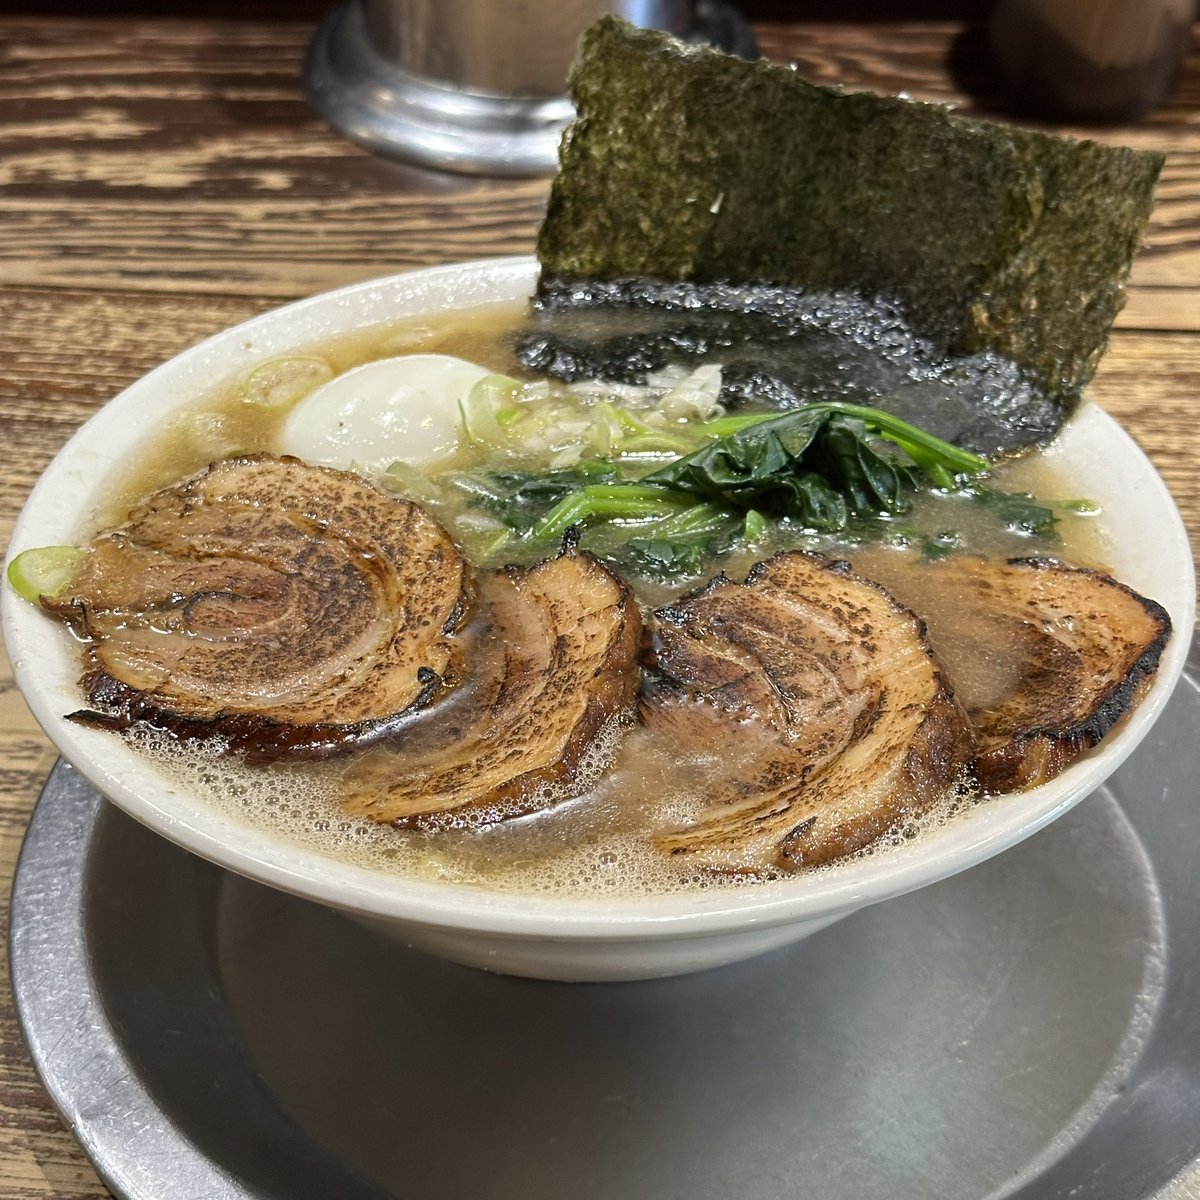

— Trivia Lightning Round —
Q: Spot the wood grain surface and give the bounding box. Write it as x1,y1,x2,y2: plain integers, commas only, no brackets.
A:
1,15,1197,1198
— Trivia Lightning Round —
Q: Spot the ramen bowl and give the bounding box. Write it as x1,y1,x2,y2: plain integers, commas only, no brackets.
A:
3,258,1194,981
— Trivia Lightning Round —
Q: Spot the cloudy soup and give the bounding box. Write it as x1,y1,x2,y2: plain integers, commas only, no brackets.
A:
68,298,1117,897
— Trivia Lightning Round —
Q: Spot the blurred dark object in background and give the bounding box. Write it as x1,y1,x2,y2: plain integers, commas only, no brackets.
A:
5,0,1193,132
2,0,1002,17
990,0,1197,122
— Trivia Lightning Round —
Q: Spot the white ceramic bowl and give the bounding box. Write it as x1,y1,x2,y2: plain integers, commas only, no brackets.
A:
3,257,1195,981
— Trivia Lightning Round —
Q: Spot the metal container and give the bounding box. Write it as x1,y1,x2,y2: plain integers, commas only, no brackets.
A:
304,0,755,175
362,0,691,96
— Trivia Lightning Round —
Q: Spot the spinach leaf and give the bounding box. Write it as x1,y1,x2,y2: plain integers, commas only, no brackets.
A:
449,461,619,532
968,486,1059,538
623,535,717,576
641,404,983,531
446,402,1081,583
619,502,743,577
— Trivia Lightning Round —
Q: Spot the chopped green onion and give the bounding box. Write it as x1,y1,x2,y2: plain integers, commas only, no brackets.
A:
168,410,249,460
460,374,522,445
608,407,698,455
7,546,86,603
381,460,443,505
238,356,333,410
743,509,769,543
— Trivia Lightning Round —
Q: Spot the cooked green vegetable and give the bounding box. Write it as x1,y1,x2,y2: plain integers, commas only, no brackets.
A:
968,486,1059,538
451,461,621,532
450,401,999,578
528,483,696,543
538,404,982,536
459,374,522,444
623,503,747,575
7,546,85,603
963,486,1100,539
643,404,987,526
380,459,444,505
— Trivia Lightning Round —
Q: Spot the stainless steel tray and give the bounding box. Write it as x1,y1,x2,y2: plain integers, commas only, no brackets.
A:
11,652,1200,1200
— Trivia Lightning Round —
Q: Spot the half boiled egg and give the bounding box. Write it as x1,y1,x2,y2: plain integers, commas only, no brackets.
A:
278,354,491,474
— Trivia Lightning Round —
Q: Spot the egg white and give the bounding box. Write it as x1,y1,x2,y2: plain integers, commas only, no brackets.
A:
278,354,490,473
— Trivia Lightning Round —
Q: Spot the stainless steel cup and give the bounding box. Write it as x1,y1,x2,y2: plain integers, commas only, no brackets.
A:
362,0,692,97
305,0,701,175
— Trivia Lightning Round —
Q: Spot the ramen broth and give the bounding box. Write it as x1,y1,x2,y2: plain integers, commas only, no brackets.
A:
90,300,1111,896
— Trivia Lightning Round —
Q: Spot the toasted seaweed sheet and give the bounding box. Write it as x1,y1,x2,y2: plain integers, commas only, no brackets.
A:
535,17,1163,429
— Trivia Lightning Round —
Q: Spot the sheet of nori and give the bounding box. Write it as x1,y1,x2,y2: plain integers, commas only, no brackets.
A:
538,17,1163,414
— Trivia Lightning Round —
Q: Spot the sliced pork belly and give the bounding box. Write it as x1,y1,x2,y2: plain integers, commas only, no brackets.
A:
858,555,1172,792
42,455,472,755
340,549,642,828
642,552,970,875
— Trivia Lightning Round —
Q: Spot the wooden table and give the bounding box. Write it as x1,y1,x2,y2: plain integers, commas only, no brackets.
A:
0,14,1196,1197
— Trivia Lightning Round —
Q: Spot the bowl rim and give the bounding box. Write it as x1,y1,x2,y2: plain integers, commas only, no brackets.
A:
3,255,1195,940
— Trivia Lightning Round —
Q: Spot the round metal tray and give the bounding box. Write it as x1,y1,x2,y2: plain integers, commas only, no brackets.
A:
10,650,1200,1199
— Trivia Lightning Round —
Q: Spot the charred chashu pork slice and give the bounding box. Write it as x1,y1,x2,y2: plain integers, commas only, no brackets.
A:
341,549,642,828
642,552,970,875
42,455,472,756
856,555,1172,792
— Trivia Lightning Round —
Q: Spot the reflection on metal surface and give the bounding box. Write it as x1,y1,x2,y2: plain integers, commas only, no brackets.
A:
217,792,1166,1198
303,0,756,175
362,0,693,96
10,650,1200,1199
9,766,391,1200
